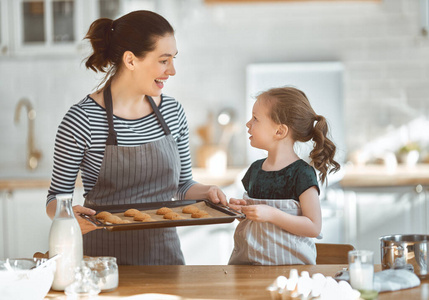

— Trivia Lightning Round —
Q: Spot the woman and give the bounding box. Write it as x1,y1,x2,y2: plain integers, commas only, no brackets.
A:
46,10,226,265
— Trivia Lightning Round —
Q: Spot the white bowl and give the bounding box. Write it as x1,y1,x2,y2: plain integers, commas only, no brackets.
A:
0,258,56,300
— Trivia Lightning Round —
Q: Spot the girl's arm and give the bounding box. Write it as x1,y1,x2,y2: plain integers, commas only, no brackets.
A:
240,186,321,238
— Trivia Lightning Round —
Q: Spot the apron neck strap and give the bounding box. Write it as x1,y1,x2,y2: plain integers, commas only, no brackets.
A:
103,85,118,146
147,95,171,135
103,86,172,146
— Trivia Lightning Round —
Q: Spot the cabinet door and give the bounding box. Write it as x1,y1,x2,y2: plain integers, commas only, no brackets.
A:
11,0,92,55
177,222,237,265
0,191,9,259
3,189,52,259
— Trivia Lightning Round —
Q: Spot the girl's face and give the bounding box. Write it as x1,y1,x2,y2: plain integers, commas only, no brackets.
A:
246,98,279,150
133,34,177,97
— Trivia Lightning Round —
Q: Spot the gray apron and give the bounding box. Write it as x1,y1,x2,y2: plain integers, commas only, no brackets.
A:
83,86,185,265
229,192,316,265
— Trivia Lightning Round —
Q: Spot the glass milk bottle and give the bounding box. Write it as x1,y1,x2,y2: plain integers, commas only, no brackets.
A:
49,193,83,291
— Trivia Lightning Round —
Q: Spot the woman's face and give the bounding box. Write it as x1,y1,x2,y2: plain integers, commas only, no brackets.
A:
133,34,177,97
246,98,279,151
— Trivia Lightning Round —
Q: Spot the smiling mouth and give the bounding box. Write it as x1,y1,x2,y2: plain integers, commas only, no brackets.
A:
155,79,166,88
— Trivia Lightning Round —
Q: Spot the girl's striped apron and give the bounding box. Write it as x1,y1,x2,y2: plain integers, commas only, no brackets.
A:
229,192,316,265
83,85,185,265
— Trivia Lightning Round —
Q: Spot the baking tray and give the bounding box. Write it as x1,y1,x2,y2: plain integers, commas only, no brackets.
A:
81,199,245,231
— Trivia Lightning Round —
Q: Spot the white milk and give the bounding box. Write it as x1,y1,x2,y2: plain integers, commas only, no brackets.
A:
49,217,83,291
349,262,374,290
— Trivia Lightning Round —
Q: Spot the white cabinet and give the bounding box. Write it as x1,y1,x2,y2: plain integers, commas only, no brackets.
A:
0,0,126,56
1,189,51,259
343,186,429,263
177,222,237,265
0,187,85,260
0,0,9,55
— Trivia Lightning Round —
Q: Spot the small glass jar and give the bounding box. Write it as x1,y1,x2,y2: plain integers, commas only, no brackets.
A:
83,257,118,292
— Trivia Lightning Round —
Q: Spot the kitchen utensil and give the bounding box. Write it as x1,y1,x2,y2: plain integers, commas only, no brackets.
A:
380,234,429,279
30,254,60,270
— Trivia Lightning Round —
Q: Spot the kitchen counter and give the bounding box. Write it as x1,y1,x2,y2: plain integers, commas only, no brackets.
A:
45,264,429,299
3,164,429,191
0,173,82,190
0,168,244,191
340,164,429,188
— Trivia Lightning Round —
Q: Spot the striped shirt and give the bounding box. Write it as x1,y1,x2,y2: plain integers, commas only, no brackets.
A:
46,94,195,205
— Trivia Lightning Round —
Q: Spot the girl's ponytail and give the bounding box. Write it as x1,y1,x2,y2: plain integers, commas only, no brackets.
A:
310,115,340,184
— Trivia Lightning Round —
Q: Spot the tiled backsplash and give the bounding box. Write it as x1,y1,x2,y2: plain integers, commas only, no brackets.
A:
1,0,428,173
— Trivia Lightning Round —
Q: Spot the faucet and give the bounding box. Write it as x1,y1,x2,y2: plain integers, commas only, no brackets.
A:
14,98,42,170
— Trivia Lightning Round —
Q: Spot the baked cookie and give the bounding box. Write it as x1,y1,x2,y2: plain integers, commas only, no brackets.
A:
163,212,182,220
156,207,172,215
95,211,112,220
191,211,210,218
141,218,155,222
104,215,123,224
134,212,151,221
182,205,200,214
124,208,141,217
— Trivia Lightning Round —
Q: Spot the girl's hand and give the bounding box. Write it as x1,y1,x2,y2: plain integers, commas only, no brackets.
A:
206,185,228,206
73,205,99,235
228,198,247,211
241,204,275,222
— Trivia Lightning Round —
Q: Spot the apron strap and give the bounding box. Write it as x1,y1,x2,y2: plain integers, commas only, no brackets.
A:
103,86,171,146
103,85,118,146
147,96,171,135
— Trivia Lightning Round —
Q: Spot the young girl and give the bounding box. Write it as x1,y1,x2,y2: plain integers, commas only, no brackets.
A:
228,86,340,265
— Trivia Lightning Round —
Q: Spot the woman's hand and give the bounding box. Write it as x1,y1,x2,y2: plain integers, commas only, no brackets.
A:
206,185,227,206
72,205,99,235
228,198,247,211
184,183,227,206
241,204,275,222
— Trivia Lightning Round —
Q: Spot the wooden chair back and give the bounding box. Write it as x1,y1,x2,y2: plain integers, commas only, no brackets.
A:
315,243,355,264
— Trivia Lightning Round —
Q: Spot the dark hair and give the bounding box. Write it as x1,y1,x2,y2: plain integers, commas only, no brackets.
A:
258,87,340,184
84,10,174,88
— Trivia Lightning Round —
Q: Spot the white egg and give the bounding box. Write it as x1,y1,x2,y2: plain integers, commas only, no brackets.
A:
275,275,287,289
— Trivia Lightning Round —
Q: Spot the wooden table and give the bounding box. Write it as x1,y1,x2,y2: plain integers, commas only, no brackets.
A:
45,265,429,299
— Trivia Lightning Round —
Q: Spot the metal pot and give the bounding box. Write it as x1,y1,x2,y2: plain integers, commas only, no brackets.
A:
380,234,429,279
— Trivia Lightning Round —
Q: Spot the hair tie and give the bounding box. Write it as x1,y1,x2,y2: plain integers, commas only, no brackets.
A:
313,115,322,128
110,20,115,31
